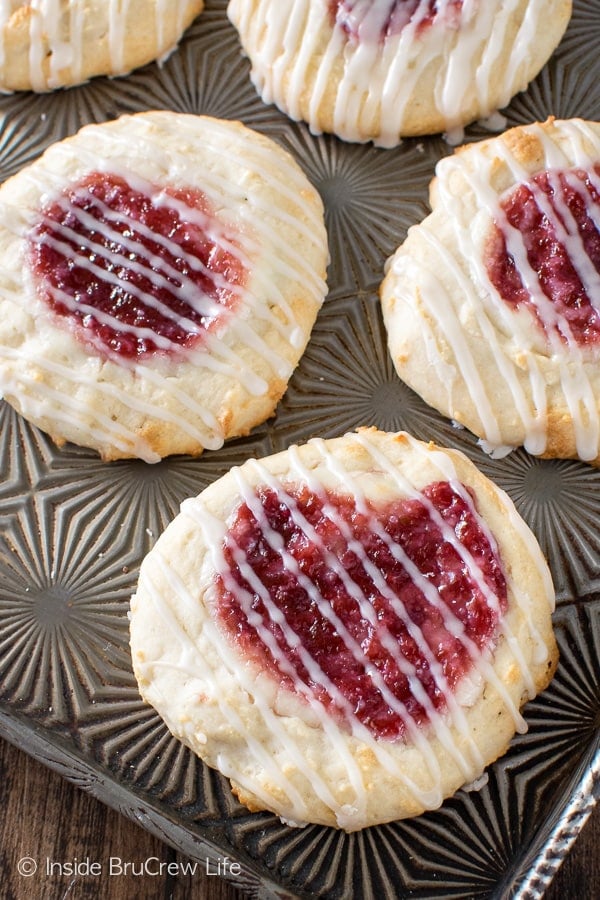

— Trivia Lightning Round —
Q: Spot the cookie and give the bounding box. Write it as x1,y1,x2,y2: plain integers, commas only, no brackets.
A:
381,117,600,465
227,0,572,146
0,1,204,92
0,111,329,461
130,428,557,830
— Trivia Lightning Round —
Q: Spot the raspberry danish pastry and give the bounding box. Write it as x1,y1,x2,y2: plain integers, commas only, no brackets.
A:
381,118,600,465
227,0,572,145
0,1,204,92
0,111,328,461
130,428,557,830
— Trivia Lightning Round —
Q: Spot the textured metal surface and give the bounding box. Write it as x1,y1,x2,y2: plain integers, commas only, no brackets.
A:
1,1,599,897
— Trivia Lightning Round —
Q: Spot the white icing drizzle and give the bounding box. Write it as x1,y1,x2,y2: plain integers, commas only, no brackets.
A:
285,440,486,778
103,142,317,334
177,490,446,820
228,0,547,145
386,119,600,460
141,560,316,818
136,431,553,827
67,1,86,86
0,116,327,460
354,431,536,706
0,0,195,90
0,2,8,72
182,496,443,822
0,344,220,459
233,458,448,790
108,0,129,73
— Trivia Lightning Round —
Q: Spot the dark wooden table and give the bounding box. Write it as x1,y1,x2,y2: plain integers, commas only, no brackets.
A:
0,738,597,899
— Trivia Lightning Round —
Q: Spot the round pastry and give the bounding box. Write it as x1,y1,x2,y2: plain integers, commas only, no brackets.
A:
130,428,557,830
227,0,572,146
0,111,328,462
0,1,204,92
381,118,600,465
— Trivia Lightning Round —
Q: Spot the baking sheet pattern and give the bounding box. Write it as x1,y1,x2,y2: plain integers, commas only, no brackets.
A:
1,1,600,897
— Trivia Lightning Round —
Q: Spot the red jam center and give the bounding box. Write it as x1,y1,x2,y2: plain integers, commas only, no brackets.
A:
28,172,246,360
217,480,507,740
487,166,600,345
330,0,464,42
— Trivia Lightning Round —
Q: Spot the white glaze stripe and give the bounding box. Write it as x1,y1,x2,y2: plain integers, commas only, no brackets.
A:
143,431,553,827
400,437,538,696
45,195,226,319
287,441,485,776
183,498,443,819
0,115,327,456
388,120,600,460
142,558,315,818
236,458,449,790
0,285,273,452
354,431,535,713
32,230,211,337
24,163,311,357
4,1,194,90
179,491,446,820
490,134,600,457
0,344,221,460
229,0,543,145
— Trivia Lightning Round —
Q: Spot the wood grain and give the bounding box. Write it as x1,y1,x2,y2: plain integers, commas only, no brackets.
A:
0,737,597,899
0,739,242,900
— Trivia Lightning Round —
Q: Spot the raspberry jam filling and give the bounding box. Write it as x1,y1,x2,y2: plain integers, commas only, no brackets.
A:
217,480,507,740
330,0,464,42
487,166,600,345
28,172,246,360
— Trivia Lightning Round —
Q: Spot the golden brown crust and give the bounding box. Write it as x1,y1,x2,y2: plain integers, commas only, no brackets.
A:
0,0,204,92
130,428,557,830
228,0,571,144
381,118,600,466
0,111,328,462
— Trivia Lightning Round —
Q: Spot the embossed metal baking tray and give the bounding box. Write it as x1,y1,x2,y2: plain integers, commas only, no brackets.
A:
1,1,600,897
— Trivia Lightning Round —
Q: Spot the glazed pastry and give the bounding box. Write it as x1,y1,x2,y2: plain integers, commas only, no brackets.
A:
130,428,557,830
381,118,600,465
0,0,204,92
227,0,572,145
0,111,328,461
